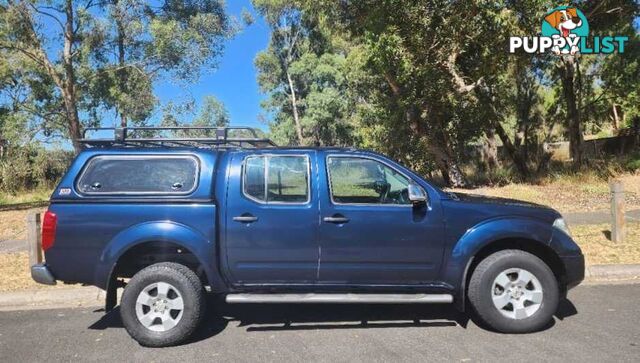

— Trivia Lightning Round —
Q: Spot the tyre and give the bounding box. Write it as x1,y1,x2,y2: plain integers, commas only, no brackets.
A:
120,262,205,347
468,250,559,333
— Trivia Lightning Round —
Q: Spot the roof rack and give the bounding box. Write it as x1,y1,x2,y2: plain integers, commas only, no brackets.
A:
78,126,277,149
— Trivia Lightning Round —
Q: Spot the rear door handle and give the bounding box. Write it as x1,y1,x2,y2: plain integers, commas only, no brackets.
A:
323,216,349,224
233,215,258,223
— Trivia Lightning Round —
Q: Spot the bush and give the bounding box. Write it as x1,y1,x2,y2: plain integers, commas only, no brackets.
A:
626,152,640,172
0,145,74,194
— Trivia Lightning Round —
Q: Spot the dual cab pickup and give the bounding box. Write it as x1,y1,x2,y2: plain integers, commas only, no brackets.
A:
32,129,584,346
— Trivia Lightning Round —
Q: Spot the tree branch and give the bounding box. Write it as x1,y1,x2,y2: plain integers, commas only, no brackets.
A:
443,49,483,94
29,4,65,31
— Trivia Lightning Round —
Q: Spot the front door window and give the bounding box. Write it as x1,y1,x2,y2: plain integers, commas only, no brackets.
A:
327,157,411,205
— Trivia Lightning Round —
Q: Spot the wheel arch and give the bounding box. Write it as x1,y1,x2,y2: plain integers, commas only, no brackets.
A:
444,216,563,311
95,221,225,310
457,237,566,312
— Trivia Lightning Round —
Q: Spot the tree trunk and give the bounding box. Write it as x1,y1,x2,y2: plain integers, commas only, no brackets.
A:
14,0,82,153
286,70,304,145
481,129,500,172
423,133,465,188
494,121,530,177
559,55,583,167
62,0,82,153
114,0,127,128
612,103,620,130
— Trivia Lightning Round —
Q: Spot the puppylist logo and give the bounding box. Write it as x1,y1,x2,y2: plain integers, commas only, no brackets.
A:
510,6,628,55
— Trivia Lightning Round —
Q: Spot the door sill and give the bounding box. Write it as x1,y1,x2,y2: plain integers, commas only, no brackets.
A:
225,293,453,304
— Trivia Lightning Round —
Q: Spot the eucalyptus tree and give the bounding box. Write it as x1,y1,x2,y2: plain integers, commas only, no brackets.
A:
0,0,233,153
254,0,356,147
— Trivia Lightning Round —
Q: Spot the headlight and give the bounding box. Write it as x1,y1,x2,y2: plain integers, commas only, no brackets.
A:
553,218,571,236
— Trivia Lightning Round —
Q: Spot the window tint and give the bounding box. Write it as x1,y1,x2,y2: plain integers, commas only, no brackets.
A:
327,157,411,205
77,156,198,194
243,155,309,203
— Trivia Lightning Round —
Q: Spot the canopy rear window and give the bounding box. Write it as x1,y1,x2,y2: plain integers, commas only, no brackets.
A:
76,155,199,195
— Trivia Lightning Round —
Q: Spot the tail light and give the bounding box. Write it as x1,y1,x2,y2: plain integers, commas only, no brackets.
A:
42,210,57,251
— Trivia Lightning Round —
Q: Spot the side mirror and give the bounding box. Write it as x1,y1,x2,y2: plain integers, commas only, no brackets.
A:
408,184,427,204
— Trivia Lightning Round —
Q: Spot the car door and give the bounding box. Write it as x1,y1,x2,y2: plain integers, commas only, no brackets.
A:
224,151,319,285
318,153,443,285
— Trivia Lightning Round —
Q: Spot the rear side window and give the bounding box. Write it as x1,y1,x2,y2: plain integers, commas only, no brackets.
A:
77,156,199,195
243,155,309,204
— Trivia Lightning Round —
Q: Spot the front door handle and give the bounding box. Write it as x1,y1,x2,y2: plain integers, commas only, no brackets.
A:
233,215,258,223
323,215,349,224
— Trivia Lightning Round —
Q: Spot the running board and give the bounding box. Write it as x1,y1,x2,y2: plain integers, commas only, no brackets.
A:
225,293,453,304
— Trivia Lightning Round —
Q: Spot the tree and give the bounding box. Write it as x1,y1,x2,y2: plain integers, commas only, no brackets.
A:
552,1,638,167
0,0,234,153
300,0,514,186
254,0,306,145
254,0,356,147
160,95,229,138
194,95,230,127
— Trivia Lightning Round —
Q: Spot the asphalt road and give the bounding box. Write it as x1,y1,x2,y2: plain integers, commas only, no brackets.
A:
0,284,638,362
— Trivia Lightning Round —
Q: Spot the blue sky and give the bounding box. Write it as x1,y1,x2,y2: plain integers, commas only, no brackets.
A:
153,0,271,131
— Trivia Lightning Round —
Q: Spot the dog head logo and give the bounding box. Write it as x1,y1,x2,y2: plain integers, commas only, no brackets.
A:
541,6,589,54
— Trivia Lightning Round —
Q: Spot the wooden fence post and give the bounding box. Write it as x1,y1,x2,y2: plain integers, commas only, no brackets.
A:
26,211,42,268
610,180,625,243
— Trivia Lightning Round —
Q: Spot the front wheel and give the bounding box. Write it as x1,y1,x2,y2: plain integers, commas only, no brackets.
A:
468,250,559,333
120,262,205,347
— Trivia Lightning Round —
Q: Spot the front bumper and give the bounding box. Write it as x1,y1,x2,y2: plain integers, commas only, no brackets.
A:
560,254,585,290
31,264,57,285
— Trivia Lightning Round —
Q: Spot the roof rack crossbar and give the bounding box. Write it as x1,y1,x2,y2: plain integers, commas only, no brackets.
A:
79,126,276,149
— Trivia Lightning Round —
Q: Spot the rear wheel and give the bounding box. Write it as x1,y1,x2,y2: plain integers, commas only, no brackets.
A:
468,250,559,333
120,262,205,347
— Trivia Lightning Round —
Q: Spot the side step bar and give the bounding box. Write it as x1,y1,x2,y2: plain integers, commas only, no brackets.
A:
225,293,453,304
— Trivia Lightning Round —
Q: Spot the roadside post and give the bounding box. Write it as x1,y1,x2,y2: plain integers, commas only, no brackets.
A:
26,211,42,268
610,179,625,243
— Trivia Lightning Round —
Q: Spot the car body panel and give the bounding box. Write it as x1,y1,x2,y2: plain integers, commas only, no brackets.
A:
222,150,320,285
316,151,446,285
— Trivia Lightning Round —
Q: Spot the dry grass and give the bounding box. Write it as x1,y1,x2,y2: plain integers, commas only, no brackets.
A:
450,174,640,213
0,252,65,292
1,208,53,292
0,209,45,240
572,222,640,265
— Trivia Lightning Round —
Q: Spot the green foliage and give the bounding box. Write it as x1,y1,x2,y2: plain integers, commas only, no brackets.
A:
0,0,235,148
626,152,640,172
254,0,357,147
159,95,230,138
194,95,230,127
0,146,73,194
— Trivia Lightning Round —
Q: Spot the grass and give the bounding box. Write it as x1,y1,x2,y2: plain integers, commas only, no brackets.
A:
0,209,45,241
0,188,52,206
449,173,640,213
0,252,68,292
572,222,640,265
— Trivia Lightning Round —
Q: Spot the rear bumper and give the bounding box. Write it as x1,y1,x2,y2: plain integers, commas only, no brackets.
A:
561,254,585,290
31,264,57,285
